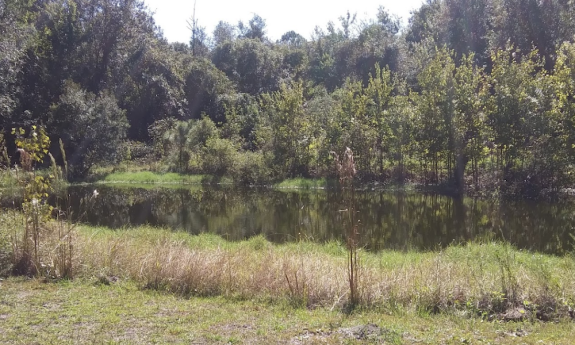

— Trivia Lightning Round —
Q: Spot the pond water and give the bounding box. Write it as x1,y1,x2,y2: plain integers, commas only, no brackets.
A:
41,185,575,255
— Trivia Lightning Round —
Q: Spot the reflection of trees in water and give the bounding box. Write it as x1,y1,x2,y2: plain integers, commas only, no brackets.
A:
57,186,575,254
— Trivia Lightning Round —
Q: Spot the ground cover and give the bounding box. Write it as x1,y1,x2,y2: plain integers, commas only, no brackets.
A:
0,277,574,344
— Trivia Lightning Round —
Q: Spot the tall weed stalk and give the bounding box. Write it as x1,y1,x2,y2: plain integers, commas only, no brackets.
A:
332,147,360,307
52,191,97,279
495,243,520,309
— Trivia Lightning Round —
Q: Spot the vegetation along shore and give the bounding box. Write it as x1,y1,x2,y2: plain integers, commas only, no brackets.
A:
2,0,575,343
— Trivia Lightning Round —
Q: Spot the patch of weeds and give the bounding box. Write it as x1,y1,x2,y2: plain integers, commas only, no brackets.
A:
494,243,521,309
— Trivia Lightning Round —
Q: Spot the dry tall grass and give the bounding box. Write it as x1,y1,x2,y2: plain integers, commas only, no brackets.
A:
68,226,575,318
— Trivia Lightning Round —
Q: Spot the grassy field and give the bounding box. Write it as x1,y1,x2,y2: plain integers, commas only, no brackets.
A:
1,277,574,344
1,222,565,318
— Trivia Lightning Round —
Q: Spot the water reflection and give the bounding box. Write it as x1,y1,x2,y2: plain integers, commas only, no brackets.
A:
16,185,575,254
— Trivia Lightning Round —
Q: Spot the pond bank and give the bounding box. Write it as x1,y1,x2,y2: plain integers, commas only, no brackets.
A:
96,171,450,193
94,170,575,200
98,171,327,188
32,224,575,320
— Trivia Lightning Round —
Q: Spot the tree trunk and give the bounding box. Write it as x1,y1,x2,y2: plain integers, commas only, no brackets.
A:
454,153,469,196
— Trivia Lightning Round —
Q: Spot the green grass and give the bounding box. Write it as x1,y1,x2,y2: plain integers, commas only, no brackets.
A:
102,171,210,184
0,169,18,188
101,171,329,189
0,277,573,344
275,177,329,189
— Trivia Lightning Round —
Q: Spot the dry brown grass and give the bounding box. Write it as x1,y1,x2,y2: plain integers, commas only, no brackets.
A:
63,226,575,318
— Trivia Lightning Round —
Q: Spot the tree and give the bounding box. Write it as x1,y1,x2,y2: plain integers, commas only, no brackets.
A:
542,42,575,192
485,46,555,195
239,14,266,41
0,0,34,126
487,47,541,166
452,54,487,190
187,1,209,57
413,48,454,183
364,64,394,175
183,57,234,123
50,82,128,178
212,21,235,46
405,0,445,46
279,31,306,48
260,82,313,177
444,0,491,66
212,38,283,95
489,0,574,71
120,41,187,141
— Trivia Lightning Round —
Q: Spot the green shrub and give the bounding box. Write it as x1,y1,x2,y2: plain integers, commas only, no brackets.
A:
201,138,237,176
0,213,13,276
51,82,128,178
231,151,271,185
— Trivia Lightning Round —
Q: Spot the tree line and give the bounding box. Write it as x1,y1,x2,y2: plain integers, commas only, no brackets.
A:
1,0,575,196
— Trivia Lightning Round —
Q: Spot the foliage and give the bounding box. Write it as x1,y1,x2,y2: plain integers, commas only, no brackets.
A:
2,0,575,195
201,138,236,176
50,82,128,178
230,150,271,185
260,82,314,178
11,126,53,276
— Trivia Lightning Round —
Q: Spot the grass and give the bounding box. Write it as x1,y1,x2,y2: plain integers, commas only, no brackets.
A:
0,168,68,190
102,171,217,185
100,170,330,190
275,178,329,189
1,277,574,344
40,225,573,318
0,169,18,188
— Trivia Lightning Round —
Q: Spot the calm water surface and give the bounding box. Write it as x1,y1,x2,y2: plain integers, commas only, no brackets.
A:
50,185,575,254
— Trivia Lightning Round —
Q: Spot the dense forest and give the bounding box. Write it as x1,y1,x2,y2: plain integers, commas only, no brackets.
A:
1,0,575,196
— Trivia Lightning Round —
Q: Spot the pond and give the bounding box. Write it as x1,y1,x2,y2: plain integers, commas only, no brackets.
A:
23,185,569,255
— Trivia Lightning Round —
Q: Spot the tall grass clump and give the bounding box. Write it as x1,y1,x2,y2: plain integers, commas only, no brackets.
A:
0,133,15,187
49,187,98,279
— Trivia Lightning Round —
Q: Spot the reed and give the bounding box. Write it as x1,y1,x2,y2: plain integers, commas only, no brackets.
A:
332,147,360,308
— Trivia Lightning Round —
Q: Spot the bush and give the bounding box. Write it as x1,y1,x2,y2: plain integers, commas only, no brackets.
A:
0,213,13,276
231,151,271,185
201,138,237,176
51,82,128,178
118,141,155,166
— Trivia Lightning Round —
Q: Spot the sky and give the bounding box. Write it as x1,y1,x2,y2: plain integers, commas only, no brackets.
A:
143,0,426,44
